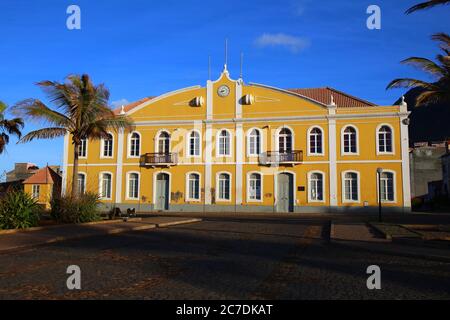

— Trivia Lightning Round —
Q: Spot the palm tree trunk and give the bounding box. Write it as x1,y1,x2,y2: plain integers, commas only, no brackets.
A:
71,142,79,198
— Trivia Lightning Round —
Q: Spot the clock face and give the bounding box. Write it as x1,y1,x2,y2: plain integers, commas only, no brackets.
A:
217,85,230,97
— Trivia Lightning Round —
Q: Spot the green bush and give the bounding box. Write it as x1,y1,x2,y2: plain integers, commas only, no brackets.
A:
0,190,41,229
50,192,101,224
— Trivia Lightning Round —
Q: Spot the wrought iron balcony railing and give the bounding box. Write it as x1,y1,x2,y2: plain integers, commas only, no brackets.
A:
258,150,303,165
139,153,178,166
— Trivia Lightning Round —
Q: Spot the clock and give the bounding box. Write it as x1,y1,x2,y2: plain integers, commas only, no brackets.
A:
217,85,230,97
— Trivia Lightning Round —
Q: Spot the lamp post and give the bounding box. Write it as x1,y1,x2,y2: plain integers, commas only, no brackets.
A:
377,168,383,222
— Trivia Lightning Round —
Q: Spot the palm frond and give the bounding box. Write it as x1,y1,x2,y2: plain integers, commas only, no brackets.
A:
19,127,67,143
400,57,447,78
386,78,438,90
406,0,450,14
12,99,72,128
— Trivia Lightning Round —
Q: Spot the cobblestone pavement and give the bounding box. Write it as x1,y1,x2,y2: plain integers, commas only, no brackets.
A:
0,219,449,299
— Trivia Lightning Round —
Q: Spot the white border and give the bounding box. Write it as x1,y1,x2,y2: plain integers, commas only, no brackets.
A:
376,123,395,155
215,129,233,158
154,129,171,153
274,170,296,211
341,125,359,156
307,171,326,203
186,129,202,158
275,125,295,153
246,127,264,157
100,132,114,159
246,171,263,203
98,171,113,200
185,171,201,202
376,169,397,204
341,170,360,203
127,131,141,158
77,171,87,194
125,171,140,200
152,171,172,209
307,125,325,156
216,171,232,202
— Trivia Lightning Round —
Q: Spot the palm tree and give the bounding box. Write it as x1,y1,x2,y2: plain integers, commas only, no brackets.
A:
13,74,133,197
386,33,450,106
406,0,450,14
0,101,24,154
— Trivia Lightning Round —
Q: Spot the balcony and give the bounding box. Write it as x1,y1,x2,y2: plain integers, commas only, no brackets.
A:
139,153,178,167
259,150,303,166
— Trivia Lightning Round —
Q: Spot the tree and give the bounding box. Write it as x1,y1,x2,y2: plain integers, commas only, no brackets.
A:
0,101,24,154
14,74,133,197
406,0,450,14
386,33,450,106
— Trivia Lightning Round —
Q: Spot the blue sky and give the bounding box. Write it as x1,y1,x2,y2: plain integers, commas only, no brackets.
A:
0,0,449,174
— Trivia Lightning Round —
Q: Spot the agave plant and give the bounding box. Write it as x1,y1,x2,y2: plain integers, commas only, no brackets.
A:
14,74,134,197
0,101,24,154
387,33,450,106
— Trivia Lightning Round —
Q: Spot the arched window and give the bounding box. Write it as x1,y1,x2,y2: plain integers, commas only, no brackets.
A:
127,172,139,199
188,131,200,157
309,127,323,155
248,173,262,201
342,126,357,154
309,172,324,201
343,172,359,202
248,129,261,156
187,173,200,200
380,171,395,202
378,126,393,153
217,173,231,200
129,132,140,157
218,130,231,156
157,131,170,154
78,138,87,158
77,173,86,195
278,128,292,153
100,173,112,199
102,133,113,158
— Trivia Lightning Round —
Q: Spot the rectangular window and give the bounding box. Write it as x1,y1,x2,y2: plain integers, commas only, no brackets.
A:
248,174,261,201
380,172,394,202
32,185,40,199
78,139,87,157
218,174,230,200
188,174,200,200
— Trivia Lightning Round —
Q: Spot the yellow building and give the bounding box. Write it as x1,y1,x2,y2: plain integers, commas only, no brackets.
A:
62,66,411,213
23,166,62,209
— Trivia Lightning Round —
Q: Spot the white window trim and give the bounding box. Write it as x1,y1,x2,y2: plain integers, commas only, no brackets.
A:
274,170,297,207
275,125,295,153
307,171,326,203
185,171,202,202
78,138,88,159
376,123,395,156
307,126,325,156
215,171,232,202
127,131,141,159
152,171,172,205
186,130,202,159
100,132,114,159
246,127,264,157
77,171,87,195
246,171,263,203
98,171,113,200
376,169,397,204
341,125,359,156
32,184,40,199
341,170,361,203
125,171,140,200
155,129,172,153
215,129,233,158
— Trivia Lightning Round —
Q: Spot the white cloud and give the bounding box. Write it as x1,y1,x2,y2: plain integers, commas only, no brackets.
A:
111,98,130,109
254,33,310,54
